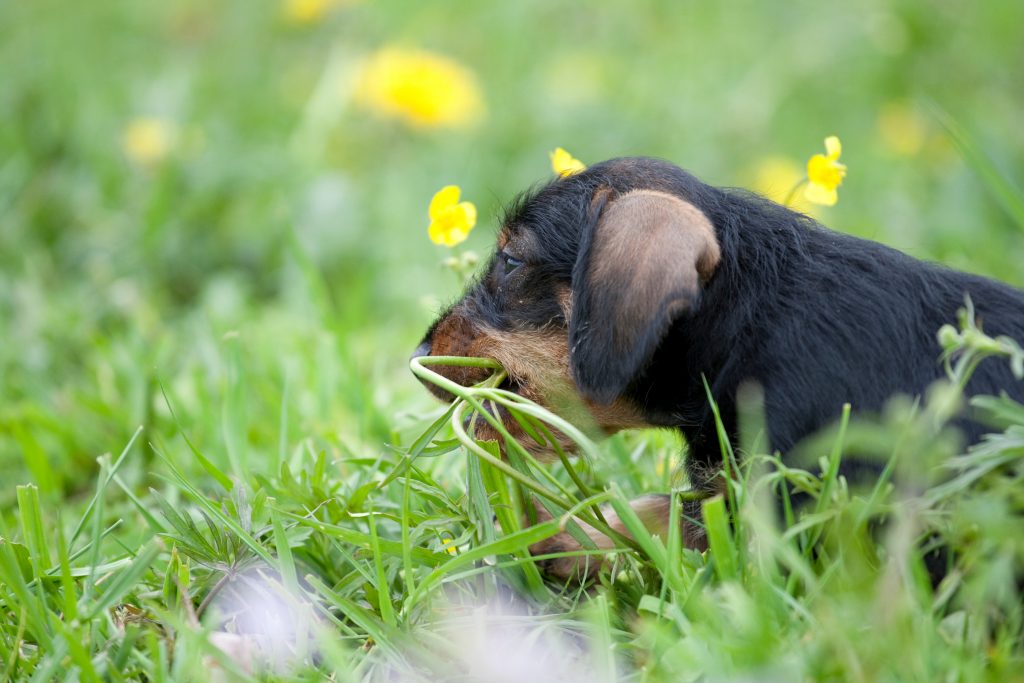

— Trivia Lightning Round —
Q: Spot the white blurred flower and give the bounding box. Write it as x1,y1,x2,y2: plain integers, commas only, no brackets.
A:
203,567,317,676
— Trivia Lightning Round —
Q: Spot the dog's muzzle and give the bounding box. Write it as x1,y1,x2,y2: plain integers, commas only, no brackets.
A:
410,336,494,402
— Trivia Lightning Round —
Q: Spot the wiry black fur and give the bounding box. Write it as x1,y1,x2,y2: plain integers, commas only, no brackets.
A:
496,157,1024,481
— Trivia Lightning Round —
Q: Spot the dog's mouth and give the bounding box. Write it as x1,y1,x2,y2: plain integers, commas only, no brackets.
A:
463,374,525,424
413,356,583,455
461,381,569,456
413,358,496,401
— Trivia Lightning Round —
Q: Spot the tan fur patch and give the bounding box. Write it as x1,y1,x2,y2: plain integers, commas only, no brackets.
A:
556,285,573,320
476,327,647,430
475,328,569,391
496,228,510,251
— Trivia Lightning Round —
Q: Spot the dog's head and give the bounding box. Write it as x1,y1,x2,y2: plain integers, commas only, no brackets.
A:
412,157,723,451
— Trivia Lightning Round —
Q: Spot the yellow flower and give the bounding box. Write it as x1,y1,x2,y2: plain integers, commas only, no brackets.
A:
355,48,483,129
550,147,586,177
283,0,341,24
428,185,477,247
441,538,458,555
121,118,174,167
804,136,847,207
283,0,357,24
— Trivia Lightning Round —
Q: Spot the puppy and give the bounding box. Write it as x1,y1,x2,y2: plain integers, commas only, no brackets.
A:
413,157,1024,578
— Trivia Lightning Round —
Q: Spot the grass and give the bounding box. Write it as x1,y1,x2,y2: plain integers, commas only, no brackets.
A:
1,310,1022,681
2,0,1024,680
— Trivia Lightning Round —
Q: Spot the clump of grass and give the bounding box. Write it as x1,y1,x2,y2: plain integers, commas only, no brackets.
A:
1,310,1022,681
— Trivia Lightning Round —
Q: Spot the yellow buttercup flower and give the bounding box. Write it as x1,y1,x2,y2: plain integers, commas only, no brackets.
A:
284,0,327,24
804,136,847,207
428,185,477,247
355,48,483,129
121,118,175,167
550,147,586,177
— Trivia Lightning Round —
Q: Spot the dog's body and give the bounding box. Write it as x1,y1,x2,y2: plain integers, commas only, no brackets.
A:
414,157,1024,576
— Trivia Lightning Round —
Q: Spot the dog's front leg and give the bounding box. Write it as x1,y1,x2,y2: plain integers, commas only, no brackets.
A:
525,495,708,581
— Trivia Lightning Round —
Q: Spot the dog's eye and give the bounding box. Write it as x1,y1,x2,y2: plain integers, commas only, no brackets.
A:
502,253,523,275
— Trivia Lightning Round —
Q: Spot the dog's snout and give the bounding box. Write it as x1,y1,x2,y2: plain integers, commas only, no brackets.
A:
411,340,432,362
410,310,496,401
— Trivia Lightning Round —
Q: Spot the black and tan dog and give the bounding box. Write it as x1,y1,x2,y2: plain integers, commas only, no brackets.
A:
413,157,1024,578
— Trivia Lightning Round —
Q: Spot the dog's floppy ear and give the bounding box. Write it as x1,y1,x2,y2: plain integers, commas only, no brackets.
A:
570,189,721,404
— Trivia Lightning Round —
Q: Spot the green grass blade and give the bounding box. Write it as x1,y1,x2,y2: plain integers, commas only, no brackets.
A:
366,506,396,627
703,495,739,583
68,426,144,549
16,484,52,579
930,104,1024,232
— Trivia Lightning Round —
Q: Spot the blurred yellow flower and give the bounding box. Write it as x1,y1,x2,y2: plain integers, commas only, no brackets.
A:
804,136,847,206
355,48,483,129
550,147,586,177
121,118,175,167
877,103,926,156
283,0,343,24
428,185,477,247
441,538,458,555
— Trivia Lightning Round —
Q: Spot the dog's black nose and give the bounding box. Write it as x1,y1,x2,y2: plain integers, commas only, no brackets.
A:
411,341,431,363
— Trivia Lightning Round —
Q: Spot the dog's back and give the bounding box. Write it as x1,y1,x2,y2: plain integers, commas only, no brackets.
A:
571,160,1024,458
698,205,1024,453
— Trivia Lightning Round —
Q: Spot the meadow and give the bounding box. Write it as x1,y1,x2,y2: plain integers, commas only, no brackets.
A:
1,0,1023,680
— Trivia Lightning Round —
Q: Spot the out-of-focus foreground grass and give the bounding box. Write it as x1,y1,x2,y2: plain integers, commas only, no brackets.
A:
1,0,1023,680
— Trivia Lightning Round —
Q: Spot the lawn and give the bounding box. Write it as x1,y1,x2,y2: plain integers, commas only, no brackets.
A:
1,0,1023,680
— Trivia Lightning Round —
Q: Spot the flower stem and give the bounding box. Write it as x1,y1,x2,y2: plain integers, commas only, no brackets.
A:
782,177,808,208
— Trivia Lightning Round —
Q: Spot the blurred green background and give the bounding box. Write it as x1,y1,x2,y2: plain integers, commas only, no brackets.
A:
2,0,1023,506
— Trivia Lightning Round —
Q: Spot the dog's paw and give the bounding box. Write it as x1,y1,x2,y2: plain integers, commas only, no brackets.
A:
528,529,604,582
524,494,681,582
522,498,612,582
